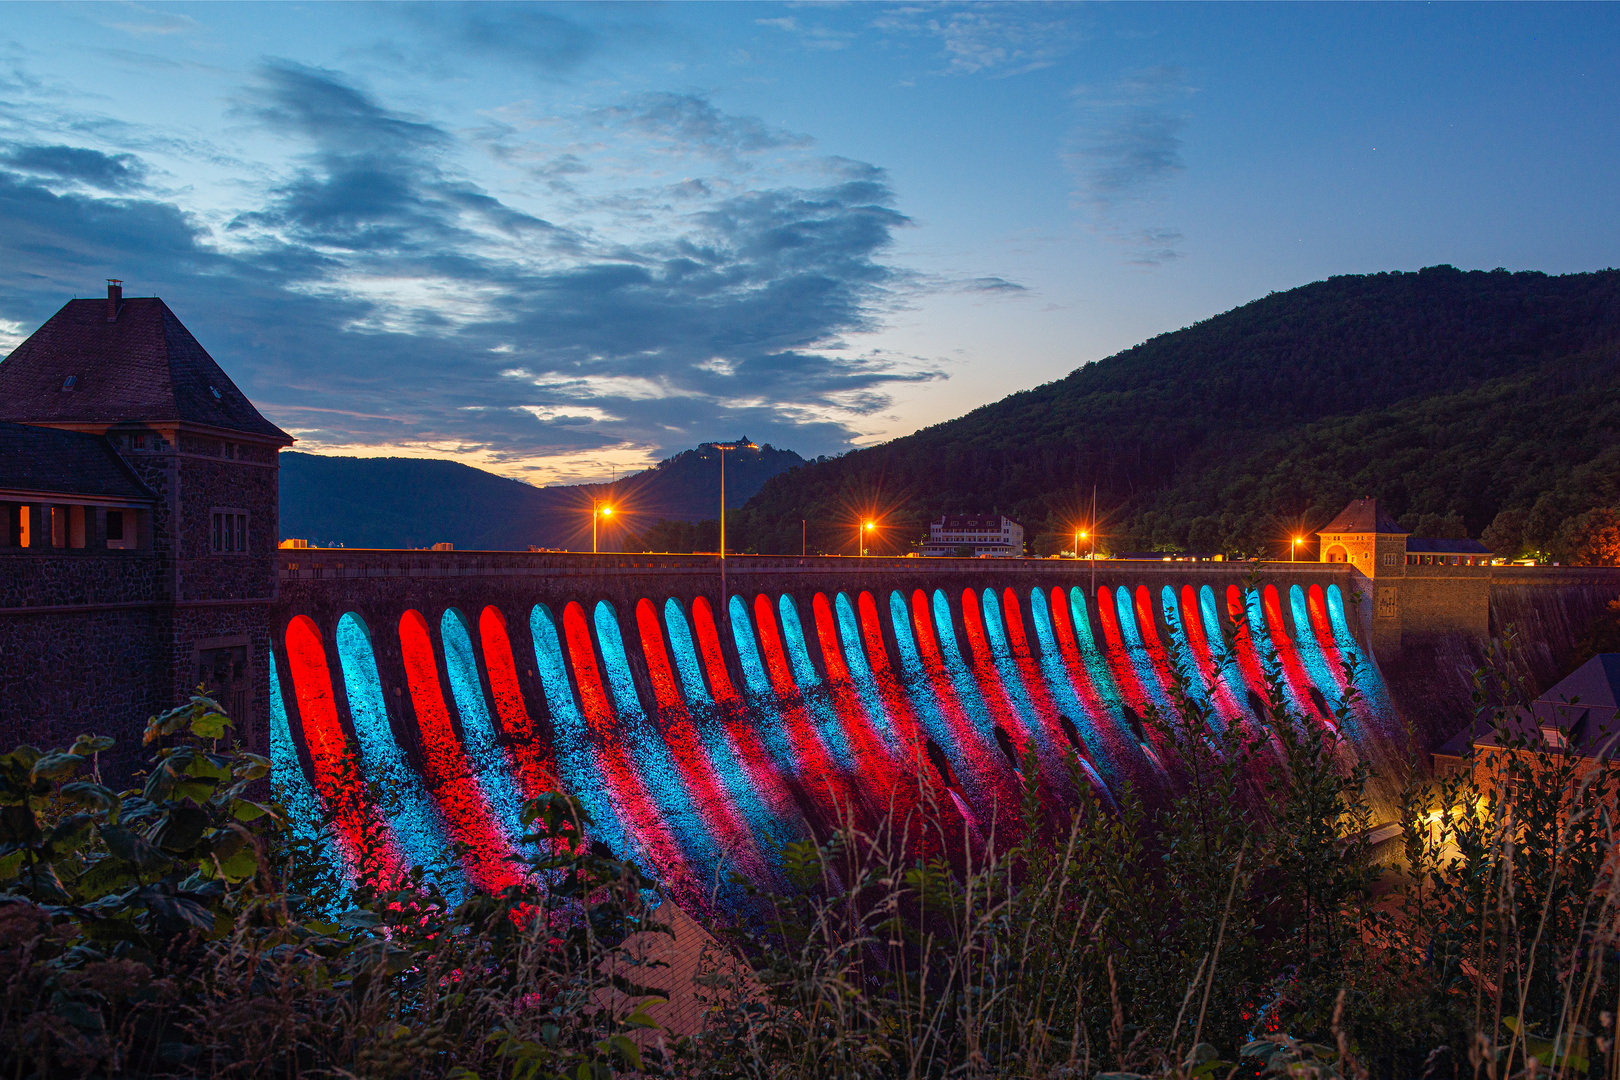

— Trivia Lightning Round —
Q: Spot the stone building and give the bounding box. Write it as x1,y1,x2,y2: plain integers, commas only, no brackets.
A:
1316,497,1493,655
0,282,292,760
924,514,1025,557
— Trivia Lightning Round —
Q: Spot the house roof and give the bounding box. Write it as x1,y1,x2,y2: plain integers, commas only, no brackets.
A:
0,421,156,503
1316,498,1408,536
1466,654,1620,758
0,296,291,443
1406,537,1492,554
936,515,1020,530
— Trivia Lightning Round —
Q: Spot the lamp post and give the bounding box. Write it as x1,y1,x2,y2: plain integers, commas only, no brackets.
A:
859,520,876,557
712,439,752,636
1089,484,1098,598
1292,536,1301,563
593,502,613,554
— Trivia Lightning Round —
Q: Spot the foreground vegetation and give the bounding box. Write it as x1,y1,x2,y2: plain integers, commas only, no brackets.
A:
3,633,1617,1078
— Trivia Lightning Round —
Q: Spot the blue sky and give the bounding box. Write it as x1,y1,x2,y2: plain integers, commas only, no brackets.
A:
1,2,1616,484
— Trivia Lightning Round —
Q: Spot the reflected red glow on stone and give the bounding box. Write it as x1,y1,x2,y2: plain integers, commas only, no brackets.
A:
478,605,556,801
1095,586,1157,722
634,599,760,878
750,593,843,805
284,614,406,886
398,608,523,893
559,601,693,889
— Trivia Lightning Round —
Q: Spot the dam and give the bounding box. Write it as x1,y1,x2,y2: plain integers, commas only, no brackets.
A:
268,552,1405,906
4,287,1619,911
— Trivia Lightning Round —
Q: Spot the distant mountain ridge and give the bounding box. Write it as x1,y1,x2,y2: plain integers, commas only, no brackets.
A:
733,266,1620,559
279,439,804,551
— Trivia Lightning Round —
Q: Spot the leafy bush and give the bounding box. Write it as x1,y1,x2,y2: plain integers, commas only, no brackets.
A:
4,629,1619,1078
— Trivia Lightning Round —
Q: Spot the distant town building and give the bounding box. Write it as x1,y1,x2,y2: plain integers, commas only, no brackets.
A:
924,514,1024,557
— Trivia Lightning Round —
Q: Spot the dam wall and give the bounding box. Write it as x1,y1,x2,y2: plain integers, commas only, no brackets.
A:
268,551,1409,905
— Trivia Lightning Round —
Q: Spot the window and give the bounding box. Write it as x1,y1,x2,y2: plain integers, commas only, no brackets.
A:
211,509,249,553
1381,552,1398,566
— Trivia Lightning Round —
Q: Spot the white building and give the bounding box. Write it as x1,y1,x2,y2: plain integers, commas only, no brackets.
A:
923,514,1024,558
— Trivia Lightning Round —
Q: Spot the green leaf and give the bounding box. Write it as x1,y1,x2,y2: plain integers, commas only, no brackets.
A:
98,823,170,872
597,1033,642,1072
231,800,273,823
60,781,120,817
173,779,219,804
213,845,256,880
190,711,230,740
69,735,115,757
30,752,85,783
150,805,209,853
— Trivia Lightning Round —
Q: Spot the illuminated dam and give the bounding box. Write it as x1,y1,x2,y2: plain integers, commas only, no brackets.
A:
270,553,1401,906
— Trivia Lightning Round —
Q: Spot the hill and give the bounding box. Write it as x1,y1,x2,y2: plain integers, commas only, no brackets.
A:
278,439,803,551
733,265,1620,560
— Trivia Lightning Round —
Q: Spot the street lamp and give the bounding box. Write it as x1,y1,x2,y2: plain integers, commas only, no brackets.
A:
1292,536,1301,563
593,502,613,554
859,520,876,557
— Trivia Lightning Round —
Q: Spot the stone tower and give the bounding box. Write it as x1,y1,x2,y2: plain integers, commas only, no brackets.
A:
0,282,292,756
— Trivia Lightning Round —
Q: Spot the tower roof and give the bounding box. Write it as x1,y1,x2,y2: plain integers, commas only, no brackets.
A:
0,421,156,503
0,294,291,443
1316,498,1407,536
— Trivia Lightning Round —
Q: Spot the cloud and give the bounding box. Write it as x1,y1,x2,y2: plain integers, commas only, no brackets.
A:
873,7,1080,77
755,16,856,52
0,62,940,477
962,276,1026,293
100,3,200,38
592,92,812,160
1065,66,1193,265
0,144,147,191
400,3,604,72
231,60,561,253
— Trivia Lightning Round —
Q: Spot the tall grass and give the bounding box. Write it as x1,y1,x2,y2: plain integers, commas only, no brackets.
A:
2,626,1616,1078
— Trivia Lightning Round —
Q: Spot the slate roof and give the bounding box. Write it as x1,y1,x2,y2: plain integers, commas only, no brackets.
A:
0,296,291,442
1466,655,1620,759
0,421,155,502
1317,498,1408,536
1406,537,1492,554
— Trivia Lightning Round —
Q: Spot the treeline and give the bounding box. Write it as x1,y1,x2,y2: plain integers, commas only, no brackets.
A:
732,266,1620,560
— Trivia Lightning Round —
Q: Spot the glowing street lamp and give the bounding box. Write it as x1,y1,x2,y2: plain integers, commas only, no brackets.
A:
593,501,613,554
1292,536,1301,562
860,520,877,557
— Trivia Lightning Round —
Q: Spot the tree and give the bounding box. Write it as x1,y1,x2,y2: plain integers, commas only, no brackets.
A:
1482,507,1529,559
1554,506,1620,565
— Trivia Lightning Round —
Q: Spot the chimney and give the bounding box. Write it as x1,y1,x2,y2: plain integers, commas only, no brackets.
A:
106,279,123,322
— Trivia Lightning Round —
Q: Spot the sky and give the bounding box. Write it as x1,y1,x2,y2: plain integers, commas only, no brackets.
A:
1,2,1616,485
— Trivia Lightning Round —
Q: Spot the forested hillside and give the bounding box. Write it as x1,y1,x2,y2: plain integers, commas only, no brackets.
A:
279,440,802,550
733,266,1620,559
